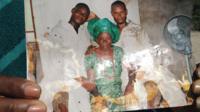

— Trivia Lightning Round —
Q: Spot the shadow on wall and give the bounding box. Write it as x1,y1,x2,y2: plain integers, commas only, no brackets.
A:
192,0,200,31
138,0,194,79
138,0,194,44
192,0,200,63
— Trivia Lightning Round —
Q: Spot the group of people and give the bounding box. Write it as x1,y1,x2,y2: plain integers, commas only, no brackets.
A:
39,1,136,111
37,1,191,112
1,1,200,112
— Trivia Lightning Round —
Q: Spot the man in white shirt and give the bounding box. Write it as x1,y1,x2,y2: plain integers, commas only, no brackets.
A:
111,1,187,110
111,1,152,109
39,3,93,112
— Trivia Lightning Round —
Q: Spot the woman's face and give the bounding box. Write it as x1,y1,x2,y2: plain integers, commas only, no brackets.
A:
96,32,112,49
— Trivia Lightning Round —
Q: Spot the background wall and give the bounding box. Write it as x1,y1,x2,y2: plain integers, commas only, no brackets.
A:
138,0,194,45
138,0,196,79
138,0,199,65
191,31,200,64
192,0,200,64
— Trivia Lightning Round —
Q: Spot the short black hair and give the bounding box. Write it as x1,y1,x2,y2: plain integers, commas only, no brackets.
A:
111,1,127,11
197,63,200,68
74,3,90,15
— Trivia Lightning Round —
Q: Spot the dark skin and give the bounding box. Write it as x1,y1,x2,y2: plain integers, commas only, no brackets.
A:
0,3,199,112
124,68,136,95
84,32,135,97
111,4,136,95
84,32,114,96
3,5,90,112
51,6,90,112
83,32,140,111
85,32,116,97
68,7,90,33
66,6,101,97
1,76,200,112
95,32,113,59
193,64,200,81
85,5,128,54
111,4,128,32
54,6,90,112
0,76,46,112
44,7,89,37
111,3,200,111
58,104,68,112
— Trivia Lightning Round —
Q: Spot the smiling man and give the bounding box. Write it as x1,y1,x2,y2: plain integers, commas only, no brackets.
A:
39,3,92,112
110,1,189,111
111,0,152,101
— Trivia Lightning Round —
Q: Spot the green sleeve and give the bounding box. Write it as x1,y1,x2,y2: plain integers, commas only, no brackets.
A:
114,46,124,61
84,54,95,71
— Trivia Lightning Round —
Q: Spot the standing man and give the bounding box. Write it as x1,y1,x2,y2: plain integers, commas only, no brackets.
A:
40,3,92,112
111,1,187,110
111,1,152,109
111,1,151,54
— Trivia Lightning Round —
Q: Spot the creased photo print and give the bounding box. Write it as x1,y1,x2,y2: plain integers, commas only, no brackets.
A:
25,0,194,111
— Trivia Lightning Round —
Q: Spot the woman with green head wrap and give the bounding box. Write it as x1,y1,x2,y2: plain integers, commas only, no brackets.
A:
84,18,124,112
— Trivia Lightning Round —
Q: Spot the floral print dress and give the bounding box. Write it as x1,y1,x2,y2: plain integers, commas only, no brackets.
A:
84,45,124,112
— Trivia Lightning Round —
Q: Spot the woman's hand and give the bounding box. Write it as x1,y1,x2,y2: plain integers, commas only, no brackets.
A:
74,76,99,96
0,76,46,112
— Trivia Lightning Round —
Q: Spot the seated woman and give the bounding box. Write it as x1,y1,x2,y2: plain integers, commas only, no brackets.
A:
84,18,126,112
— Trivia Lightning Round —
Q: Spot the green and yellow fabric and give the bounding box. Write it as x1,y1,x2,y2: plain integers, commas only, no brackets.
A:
85,45,124,112
87,18,120,43
0,0,26,78
86,18,124,111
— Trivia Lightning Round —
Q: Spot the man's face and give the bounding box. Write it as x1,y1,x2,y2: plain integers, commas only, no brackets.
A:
111,5,127,25
71,7,89,25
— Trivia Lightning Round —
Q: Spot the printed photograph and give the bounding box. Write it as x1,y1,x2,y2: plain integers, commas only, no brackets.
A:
25,0,194,111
